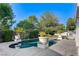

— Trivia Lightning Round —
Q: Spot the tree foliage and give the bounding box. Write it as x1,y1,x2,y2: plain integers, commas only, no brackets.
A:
16,12,75,39
17,19,32,29
0,3,15,29
56,24,65,33
39,12,58,31
17,16,38,30
66,18,76,31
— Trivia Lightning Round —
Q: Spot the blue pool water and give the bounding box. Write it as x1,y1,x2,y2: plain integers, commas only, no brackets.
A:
19,39,56,48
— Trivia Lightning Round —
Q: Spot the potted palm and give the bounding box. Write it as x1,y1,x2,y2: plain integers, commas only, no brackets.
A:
39,32,48,44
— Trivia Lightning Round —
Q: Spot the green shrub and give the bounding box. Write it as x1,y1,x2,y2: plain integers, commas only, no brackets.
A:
3,30,14,42
20,32,29,39
29,29,39,38
45,27,56,35
57,30,64,33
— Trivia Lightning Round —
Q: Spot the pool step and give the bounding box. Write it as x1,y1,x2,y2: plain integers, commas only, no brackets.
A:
38,43,49,49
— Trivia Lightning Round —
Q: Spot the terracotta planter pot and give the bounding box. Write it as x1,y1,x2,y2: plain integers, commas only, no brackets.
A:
39,37,48,44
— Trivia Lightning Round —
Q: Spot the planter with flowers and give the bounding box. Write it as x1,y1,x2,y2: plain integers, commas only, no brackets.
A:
38,32,48,44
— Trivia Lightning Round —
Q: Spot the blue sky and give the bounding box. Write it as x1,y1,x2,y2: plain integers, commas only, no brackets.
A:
11,3,77,28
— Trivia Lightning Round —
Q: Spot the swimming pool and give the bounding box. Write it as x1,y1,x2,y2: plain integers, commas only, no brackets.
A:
9,38,56,48
20,38,56,48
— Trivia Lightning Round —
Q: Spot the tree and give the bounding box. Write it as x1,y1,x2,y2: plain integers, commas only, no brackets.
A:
27,16,38,29
17,16,38,30
45,24,65,35
16,16,39,39
45,27,57,35
16,19,32,30
0,3,15,29
66,18,76,31
39,12,58,31
56,24,65,33
28,16,38,25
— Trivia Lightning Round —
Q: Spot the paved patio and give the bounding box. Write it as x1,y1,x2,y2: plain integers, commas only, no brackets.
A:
0,39,77,56
49,39,77,56
0,41,61,56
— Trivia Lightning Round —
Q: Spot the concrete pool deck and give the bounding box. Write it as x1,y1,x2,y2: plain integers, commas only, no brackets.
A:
0,39,77,56
0,41,61,56
49,39,77,56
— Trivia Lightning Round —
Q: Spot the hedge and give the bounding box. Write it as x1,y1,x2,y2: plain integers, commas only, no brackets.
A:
3,30,14,42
